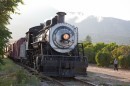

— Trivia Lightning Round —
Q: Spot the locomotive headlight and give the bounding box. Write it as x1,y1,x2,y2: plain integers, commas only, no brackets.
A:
63,33,70,40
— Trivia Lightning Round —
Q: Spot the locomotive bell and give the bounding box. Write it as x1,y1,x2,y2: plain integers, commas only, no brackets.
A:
46,20,51,26
51,16,58,26
57,12,66,23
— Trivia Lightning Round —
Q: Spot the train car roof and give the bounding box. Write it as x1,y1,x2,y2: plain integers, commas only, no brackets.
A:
27,25,44,36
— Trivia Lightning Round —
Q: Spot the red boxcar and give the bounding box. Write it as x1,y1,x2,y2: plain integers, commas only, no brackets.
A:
11,38,26,61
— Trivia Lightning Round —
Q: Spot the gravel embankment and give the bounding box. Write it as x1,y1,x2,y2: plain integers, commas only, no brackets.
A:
76,64,130,86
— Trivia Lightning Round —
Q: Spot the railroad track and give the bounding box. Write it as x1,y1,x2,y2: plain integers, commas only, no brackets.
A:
54,77,97,86
74,78,97,86
17,63,65,86
16,62,97,86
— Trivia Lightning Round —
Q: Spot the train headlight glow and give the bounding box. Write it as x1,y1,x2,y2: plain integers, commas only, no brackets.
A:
63,33,70,40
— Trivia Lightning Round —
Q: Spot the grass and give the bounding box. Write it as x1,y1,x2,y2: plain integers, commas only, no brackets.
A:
0,58,40,86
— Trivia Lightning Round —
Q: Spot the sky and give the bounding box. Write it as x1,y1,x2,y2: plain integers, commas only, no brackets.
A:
8,0,130,40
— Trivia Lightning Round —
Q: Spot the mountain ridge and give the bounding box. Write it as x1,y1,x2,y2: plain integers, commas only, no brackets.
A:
67,16,130,45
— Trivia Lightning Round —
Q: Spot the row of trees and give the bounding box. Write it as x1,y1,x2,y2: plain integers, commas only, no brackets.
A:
0,0,23,64
83,41,130,69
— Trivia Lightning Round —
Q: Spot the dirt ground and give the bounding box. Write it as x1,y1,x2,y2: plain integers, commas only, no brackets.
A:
77,64,130,86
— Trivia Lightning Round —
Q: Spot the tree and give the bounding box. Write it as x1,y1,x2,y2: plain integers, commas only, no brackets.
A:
103,43,118,64
0,0,23,62
112,45,130,68
95,50,111,67
93,42,106,53
84,46,96,63
85,35,92,43
83,42,92,48
105,43,118,52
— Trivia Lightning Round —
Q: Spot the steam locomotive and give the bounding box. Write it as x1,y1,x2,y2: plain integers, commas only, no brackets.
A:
8,12,88,77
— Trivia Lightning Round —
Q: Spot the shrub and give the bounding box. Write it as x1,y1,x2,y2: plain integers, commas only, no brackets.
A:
127,55,130,67
84,47,95,63
118,55,130,68
95,51,111,67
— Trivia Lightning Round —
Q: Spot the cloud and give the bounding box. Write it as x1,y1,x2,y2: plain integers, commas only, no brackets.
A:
96,16,104,22
66,12,91,23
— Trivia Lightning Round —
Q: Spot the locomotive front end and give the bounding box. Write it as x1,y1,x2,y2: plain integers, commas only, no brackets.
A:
49,12,78,53
25,12,88,77
49,23,78,53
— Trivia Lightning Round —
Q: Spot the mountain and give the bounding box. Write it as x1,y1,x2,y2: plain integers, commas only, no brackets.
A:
67,16,130,45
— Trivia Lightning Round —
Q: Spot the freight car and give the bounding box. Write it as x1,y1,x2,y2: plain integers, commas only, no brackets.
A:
9,12,88,77
7,38,26,61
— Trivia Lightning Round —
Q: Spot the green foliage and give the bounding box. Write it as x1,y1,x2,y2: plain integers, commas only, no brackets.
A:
0,25,12,56
16,69,29,84
0,58,21,74
83,40,130,69
118,55,130,68
112,45,130,68
93,42,106,53
84,44,96,63
127,55,130,67
95,50,111,67
112,45,130,58
0,70,40,86
83,42,92,48
0,0,23,64
103,43,118,64
15,69,40,86
0,76,16,86
85,35,92,43
105,43,118,52
0,58,40,86
118,55,128,68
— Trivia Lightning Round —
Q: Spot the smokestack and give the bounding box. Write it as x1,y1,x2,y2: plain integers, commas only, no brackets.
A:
57,12,66,23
